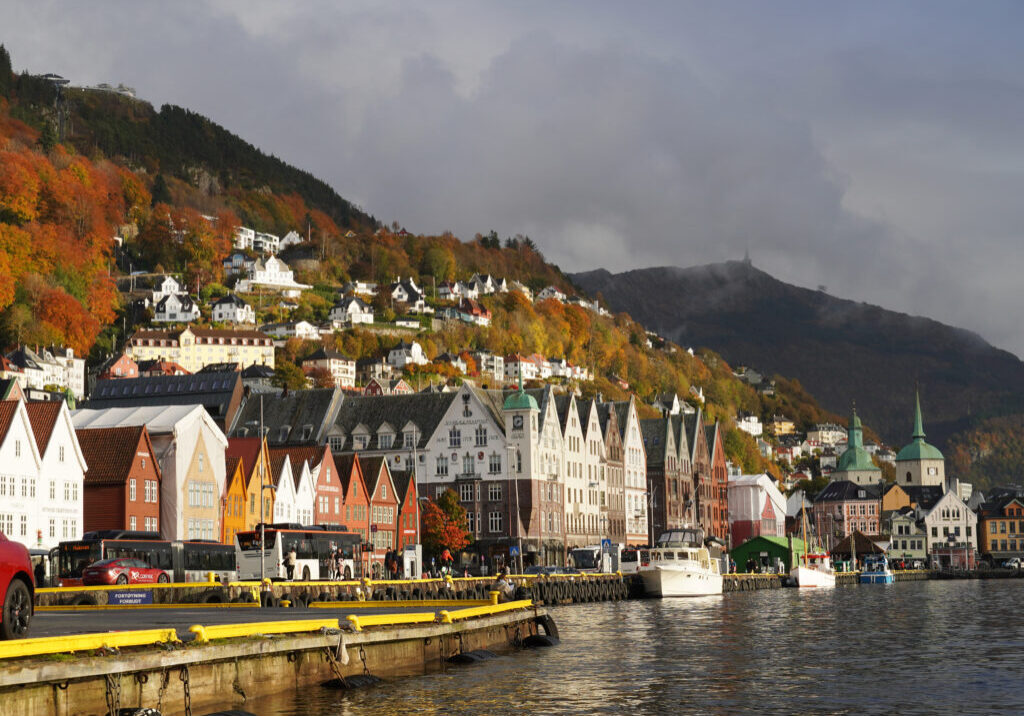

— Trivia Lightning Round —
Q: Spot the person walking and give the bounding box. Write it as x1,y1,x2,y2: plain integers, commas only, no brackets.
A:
495,569,515,603
285,547,297,580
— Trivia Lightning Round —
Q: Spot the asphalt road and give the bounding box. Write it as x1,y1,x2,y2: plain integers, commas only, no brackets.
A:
30,604,430,638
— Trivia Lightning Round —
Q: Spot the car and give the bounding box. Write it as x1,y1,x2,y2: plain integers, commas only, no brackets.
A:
81,558,169,585
522,565,579,576
0,531,34,640
1002,557,1023,569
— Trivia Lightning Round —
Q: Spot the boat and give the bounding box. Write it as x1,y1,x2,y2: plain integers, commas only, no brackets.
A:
859,554,895,584
638,528,723,597
790,499,836,589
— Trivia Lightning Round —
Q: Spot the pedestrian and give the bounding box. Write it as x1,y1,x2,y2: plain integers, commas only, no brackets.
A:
495,569,515,603
334,548,345,580
33,560,45,588
285,547,297,580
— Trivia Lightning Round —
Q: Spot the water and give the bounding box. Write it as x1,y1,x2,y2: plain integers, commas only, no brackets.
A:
248,580,1022,715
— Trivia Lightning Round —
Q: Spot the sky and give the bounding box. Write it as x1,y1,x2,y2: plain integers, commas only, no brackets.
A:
5,1,1024,355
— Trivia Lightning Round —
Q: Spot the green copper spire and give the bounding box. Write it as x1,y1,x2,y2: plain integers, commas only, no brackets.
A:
836,403,878,473
912,389,925,440
896,388,943,462
503,357,538,411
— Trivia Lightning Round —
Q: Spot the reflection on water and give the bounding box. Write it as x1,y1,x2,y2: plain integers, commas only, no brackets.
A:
247,580,1023,715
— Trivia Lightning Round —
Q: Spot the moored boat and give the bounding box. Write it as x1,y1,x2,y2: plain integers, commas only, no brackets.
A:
791,552,837,588
859,554,895,584
638,528,723,597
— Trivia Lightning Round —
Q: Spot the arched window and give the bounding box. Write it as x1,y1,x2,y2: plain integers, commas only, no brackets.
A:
905,472,912,483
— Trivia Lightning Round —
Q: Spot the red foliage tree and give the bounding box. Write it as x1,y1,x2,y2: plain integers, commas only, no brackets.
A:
421,489,471,557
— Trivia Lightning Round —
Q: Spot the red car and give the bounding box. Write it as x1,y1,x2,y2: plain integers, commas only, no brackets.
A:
81,558,169,585
0,531,34,640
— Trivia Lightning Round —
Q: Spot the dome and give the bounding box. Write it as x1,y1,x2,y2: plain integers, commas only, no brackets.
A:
503,389,538,412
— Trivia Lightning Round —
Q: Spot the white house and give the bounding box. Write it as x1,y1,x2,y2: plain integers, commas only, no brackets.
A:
28,401,87,550
153,294,201,324
727,473,786,546
434,352,468,374
270,454,297,523
5,346,86,399
504,354,540,382
472,351,504,383
293,459,316,526
233,227,256,251
329,296,374,325
302,348,356,388
341,280,378,297
388,278,432,314
279,231,304,251
922,490,978,559
260,321,321,341
152,275,183,304
387,340,429,369
211,294,255,324
236,256,311,297
509,281,533,301
736,412,763,438
536,286,567,303
253,231,280,254
72,405,229,542
0,400,45,550
618,398,648,545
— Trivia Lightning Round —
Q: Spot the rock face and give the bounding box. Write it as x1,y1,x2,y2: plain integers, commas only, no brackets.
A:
572,261,1024,447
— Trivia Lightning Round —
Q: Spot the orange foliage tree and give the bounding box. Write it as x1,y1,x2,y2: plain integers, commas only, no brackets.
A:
421,489,471,558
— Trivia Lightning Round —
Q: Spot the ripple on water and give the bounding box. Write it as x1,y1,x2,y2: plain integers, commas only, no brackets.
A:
244,580,1024,715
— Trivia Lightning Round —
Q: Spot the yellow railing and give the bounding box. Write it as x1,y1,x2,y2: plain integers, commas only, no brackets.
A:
188,618,341,644
0,629,179,660
345,612,438,632
438,599,534,623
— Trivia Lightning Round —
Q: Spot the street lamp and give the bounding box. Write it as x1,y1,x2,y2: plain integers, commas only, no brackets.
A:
506,444,523,574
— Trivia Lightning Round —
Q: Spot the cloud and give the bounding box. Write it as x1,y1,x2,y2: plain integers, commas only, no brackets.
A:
2,2,1023,356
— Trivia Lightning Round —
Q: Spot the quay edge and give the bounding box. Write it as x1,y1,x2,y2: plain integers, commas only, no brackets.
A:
0,607,548,716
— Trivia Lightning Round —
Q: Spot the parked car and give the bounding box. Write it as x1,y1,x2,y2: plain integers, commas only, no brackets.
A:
1002,557,1023,569
0,531,34,640
81,558,169,585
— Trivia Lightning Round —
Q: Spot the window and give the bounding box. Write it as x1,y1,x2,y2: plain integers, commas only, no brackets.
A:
49,481,55,500
130,516,137,531
129,479,137,501
48,519,55,538
449,428,461,448
488,483,502,501
382,484,387,499
459,482,474,502
436,456,449,476
63,482,70,500
489,511,502,532
335,496,340,514
931,527,938,538
467,511,476,533
19,515,26,536
198,454,204,472
489,453,502,474
59,445,65,462
14,440,19,457
462,454,475,476
403,432,415,448
354,434,369,450
329,436,344,452
379,434,393,449
475,426,488,447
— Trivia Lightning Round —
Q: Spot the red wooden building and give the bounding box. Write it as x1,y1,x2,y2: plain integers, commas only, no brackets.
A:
77,425,162,533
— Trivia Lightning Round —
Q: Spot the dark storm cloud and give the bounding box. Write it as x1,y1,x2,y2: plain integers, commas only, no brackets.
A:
4,2,1023,355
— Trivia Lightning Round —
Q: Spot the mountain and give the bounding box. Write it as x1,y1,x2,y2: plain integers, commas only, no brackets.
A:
572,261,1024,460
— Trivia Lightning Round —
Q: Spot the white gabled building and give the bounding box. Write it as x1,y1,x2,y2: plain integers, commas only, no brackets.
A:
0,400,45,550
387,341,429,369
27,401,87,550
536,286,567,303
260,321,320,341
270,454,297,523
152,275,183,305
616,398,648,545
236,256,311,297
292,459,316,526
211,294,255,325
736,412,763,438
153,294,201,324
302,348,356,388
329,296,374,325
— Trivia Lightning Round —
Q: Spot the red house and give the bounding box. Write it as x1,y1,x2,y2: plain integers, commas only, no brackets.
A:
362,457,399,566
77,426,162,533
706,422,730,545
393,469,419,551
335,454,370,541
97,353,138,380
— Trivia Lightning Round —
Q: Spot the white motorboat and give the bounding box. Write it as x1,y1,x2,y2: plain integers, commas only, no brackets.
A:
639,528,723,597
790,552,836,588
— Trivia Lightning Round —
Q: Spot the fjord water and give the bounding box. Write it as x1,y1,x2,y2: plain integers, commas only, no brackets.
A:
258,580,1019,715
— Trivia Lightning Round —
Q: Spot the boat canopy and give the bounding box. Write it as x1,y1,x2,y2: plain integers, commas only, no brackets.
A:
656,528,704,548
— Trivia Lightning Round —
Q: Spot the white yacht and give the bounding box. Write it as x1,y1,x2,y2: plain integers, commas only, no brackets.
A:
638,528,723,597
790,551,837,589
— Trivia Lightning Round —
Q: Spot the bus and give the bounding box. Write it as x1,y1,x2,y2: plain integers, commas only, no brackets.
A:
569,543,624,573
55,531,237,586
234,524,363,581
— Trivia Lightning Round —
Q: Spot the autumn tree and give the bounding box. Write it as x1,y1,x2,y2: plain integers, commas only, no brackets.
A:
272,361,308,390
421,489,471,558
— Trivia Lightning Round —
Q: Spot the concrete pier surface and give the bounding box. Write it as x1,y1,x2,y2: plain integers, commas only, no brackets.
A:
1,601,549,716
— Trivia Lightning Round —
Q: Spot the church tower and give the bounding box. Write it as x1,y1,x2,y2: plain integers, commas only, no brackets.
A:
832,406,881,486
895,390,945,487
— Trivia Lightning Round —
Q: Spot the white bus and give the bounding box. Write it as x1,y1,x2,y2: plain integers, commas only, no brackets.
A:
234,524,363,581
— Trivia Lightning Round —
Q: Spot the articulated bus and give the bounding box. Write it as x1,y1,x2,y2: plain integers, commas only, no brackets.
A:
234,524,363,581
55,531,237,586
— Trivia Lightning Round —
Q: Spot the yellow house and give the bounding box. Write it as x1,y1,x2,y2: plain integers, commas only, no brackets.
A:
126,325,275,372
222,456,247,545
226,437,273,531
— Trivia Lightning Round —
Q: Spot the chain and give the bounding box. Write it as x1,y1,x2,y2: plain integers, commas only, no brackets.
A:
323,645,349,687
104,673,121,716
359,645,370,677
134,672,149,708
155,669,170,714
180,665,192,716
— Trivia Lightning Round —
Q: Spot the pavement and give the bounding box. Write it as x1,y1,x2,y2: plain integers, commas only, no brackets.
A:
30,604,431,638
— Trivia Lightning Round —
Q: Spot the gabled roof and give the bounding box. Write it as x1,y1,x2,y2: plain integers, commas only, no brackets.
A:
86,372,241,421
903,485,945,511
268,444,328,476
226,437,264,478
269,453,291,490
304,347,353,363
213,294,247,307
814,480,882,503
333,392,459,451
391,469,415,505
71,404,228,447
230,388,344,445
25,401,63,455
360,456,393,497
76,425,155,486
640,417,670,466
